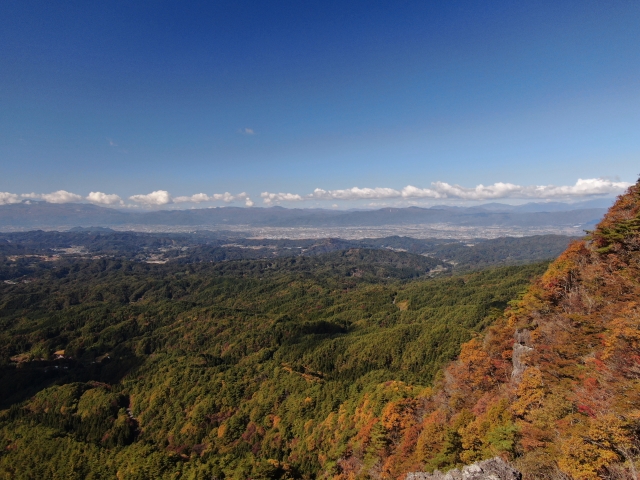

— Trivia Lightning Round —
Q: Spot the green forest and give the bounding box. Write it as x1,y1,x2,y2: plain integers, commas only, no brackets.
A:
0,244,547,479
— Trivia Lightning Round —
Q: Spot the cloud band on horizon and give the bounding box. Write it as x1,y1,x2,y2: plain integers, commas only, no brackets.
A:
261,178,631,204
0,190,255,207
0,178,631,207
135,191,255,207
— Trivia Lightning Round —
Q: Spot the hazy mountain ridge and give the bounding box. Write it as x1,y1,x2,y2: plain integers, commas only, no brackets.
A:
0,201,608,230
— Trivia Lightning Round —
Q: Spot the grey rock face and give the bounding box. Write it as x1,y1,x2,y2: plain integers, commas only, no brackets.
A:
405,457,521,480
513,328,531,347
511,329,533,384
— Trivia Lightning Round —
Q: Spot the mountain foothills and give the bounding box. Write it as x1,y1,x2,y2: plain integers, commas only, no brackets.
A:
0,182,638,479
0,230,574,278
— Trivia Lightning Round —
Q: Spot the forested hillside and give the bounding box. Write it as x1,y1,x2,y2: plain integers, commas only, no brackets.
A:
318,180,640,479
0,245,546,479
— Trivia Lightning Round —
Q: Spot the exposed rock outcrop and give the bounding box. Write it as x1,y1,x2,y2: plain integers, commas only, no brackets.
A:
510,328,533,384
406,457,522,480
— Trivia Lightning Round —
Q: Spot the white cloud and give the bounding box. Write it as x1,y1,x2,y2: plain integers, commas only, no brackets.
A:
213,192,238,203
46,190,84,203
422,178,631,200
129,190,173,206
311,187,401,201
23,190,84,204
174,192,237,203
174,192,240,203
0,188,256,208
240,128,255,135
0,192,21,205
523,178,631,198
261,192,305,204
418,182,522,200
230,192,253,206
174,193,211,203
87,191,123,205
399,185,441,198
260,178,631,204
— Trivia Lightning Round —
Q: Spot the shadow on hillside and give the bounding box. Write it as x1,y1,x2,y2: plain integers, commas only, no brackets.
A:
0,353,145,409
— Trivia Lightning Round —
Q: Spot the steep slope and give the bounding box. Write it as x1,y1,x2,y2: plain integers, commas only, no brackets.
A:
328,180,640,479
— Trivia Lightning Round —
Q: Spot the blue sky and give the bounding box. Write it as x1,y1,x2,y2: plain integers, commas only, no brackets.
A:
1,1,638,208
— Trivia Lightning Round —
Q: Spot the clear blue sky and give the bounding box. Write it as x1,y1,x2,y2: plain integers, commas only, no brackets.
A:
1,1,639,208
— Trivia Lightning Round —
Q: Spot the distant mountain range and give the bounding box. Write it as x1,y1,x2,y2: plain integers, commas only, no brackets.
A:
0,200,611,230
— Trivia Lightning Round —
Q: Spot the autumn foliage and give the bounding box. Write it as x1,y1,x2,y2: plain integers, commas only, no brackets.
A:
318,180,640,479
